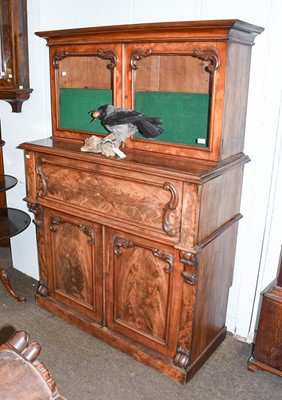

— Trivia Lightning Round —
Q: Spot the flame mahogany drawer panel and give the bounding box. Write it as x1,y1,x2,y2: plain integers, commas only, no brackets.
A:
33,153,183,241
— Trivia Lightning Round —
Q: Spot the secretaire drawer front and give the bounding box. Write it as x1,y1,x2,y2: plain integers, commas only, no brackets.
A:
35,155,182,239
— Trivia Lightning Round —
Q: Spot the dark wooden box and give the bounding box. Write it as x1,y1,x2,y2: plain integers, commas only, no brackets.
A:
248,248,282,377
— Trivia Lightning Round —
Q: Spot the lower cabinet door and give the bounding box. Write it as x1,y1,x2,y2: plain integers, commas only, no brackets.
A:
45,208,103,324
106,229,181,357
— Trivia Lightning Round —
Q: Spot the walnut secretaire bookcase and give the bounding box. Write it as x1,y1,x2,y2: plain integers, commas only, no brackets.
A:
19,20,263,383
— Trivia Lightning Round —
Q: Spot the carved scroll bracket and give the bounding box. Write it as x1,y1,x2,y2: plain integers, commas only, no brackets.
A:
50,215,64,232
36,157,47,198
78,224,94,245
96,49,118,70
114,236,134,256
180,251,198,285
27,203,43,228
130,47,220,75
162,182,180,237
52,49,117,70
52,50,69,68
37,280,49,298
193,47,220,73
130,48,152,70
174,345,190,369
152,249,174,273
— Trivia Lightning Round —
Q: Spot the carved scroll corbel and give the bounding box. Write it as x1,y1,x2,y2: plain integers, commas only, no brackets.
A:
193,47,220,73
52,50,69,68
50,215,64,232
174,345,190,369
37,280,49,298
52,49,117,70
152,249,174,273
130,48,152,70
180,251,198,285
96,49,117,69
78,224,94,245
27,203,44,228
114,236,134,256
36,157,47,198
162,182,180,237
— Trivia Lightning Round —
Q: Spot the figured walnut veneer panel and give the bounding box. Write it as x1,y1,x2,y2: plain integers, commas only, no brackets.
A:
46,210,103,323
36,157,182,238
105,230,181,357
115,244,170,341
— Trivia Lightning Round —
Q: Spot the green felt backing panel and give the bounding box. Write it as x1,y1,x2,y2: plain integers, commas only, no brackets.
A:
135,91,209,147
59,88,111,134
59,88,210,146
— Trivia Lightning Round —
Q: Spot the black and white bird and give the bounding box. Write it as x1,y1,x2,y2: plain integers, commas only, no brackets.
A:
89,104,163,145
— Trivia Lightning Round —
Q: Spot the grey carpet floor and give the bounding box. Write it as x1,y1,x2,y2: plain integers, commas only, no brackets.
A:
0,246,281,399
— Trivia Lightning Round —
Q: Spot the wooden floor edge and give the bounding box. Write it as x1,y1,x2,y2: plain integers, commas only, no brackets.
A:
247,356,282,378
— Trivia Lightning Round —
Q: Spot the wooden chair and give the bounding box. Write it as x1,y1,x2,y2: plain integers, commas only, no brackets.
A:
0,330,66,399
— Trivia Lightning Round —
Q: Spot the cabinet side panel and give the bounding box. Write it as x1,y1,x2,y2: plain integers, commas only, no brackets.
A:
198,166,244,242
221,43,253,159
23,151,37,201
190,222,239,362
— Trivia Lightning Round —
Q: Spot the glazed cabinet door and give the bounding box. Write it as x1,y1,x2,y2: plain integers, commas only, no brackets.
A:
105,229,182,357
44,208,103,324
49,43,122,140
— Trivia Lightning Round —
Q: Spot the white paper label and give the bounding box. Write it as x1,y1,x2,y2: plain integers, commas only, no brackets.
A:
196,138,206,144
112,147,126,158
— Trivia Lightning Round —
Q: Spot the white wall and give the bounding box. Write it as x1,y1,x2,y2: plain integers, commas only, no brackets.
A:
1,0,281,340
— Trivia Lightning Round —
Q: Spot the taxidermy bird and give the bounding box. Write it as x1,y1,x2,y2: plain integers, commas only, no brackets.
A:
89,104,163,145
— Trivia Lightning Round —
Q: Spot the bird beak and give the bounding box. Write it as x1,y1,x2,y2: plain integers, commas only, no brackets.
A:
88,110,101,123
92,111,100,119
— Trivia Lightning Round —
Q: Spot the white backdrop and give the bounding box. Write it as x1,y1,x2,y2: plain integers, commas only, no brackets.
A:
1,0,281,341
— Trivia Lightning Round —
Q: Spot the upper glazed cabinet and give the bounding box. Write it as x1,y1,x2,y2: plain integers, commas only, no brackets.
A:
37,20,263,163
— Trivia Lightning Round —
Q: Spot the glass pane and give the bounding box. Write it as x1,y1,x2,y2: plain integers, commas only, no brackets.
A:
0,0,13,84
58,55,113,134
134,54,211,147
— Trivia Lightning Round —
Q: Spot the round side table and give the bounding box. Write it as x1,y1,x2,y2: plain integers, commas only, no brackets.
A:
0,173,31,302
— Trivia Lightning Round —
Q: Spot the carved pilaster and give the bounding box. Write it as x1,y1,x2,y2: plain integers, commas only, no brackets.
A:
180,251,198,285
174,345,190,369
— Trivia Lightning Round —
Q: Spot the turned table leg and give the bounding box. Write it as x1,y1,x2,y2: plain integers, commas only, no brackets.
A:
0,268,26,302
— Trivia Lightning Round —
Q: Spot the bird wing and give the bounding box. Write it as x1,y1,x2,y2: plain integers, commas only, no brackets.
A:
135,119,163,138
103,106,163,139
104,109,144,126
